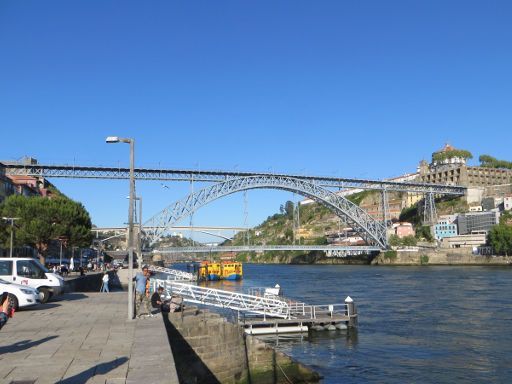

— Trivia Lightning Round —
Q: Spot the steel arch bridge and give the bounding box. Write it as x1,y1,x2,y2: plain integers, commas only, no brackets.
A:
144,175,388,249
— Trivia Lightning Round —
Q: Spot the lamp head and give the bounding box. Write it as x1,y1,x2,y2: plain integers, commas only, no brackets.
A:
105,136,120,143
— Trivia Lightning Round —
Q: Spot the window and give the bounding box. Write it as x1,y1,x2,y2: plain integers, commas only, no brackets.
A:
0,260,13,276
16,260,46,279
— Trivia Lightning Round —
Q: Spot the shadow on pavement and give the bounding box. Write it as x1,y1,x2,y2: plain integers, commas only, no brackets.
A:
51,293,89,302
22,303,61,311
0,335,59,354
58,357,128,383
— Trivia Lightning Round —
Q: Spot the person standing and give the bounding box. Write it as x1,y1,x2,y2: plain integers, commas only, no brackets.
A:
134,266,151,318
100,272,109,293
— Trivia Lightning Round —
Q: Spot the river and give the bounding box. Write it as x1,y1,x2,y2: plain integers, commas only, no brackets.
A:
181,264,512,383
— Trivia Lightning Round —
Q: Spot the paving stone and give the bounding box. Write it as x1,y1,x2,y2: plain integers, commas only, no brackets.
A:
0,292,179,383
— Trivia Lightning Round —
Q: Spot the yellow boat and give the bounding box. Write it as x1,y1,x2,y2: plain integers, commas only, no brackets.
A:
198,261,243,281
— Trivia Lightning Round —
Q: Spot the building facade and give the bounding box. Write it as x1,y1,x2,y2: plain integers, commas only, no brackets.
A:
457,211,499,235
434,215,458,240
417,144,512,187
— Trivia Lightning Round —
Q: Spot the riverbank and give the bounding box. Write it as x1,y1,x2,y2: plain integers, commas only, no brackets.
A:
372,248,512,265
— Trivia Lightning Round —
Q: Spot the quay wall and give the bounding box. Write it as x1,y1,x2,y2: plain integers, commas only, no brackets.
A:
372,249,512,266
163,308,320,384
64,272,102,292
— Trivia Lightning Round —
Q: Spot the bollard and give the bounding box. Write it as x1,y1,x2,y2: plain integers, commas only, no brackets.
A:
345,296,357,328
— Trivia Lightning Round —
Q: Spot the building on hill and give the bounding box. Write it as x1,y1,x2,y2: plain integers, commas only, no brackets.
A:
440,233,487,249
434,215,458,240
457,211,499,235
393,222,415,238
504,196,512,211
0,164,16,203
417,144,512,187
0,159,52,201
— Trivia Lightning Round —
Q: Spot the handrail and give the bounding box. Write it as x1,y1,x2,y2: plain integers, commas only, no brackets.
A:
148,265,195,281
152,279,291,318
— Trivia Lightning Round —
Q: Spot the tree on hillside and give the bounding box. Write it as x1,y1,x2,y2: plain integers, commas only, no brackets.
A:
487,224,512,256
284,201,294,220
0,195,93,264
479,155,512,170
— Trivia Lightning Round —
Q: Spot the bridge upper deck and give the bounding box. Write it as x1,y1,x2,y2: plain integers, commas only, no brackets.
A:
3,162,466,195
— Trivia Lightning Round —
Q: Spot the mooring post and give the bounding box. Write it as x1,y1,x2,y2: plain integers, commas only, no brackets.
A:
345,296,357,327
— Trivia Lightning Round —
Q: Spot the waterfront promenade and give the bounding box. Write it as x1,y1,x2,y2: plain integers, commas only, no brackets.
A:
0,291,179,384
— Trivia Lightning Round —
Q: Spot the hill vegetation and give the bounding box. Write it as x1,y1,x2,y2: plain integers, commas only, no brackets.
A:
479,155,512,170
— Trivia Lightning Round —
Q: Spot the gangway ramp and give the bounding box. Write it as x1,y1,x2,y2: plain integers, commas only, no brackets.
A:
152,279,290,318
148,265,196,281
152,279,357,332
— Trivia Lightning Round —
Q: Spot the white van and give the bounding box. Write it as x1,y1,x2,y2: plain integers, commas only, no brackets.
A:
0,258,64,303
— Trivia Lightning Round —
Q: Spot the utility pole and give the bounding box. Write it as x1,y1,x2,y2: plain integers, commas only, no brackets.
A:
2,217,19,258
106,136,136,320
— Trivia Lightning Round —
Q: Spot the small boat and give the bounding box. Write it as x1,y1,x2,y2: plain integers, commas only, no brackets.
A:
220,261,243,280
198,261,243,281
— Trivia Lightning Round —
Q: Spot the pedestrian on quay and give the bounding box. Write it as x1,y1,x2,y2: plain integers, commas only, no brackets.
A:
134,266,151,318
100,272,109,293
151,286,169,314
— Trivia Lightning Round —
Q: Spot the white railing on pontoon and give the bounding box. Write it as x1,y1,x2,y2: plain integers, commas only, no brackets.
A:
148,265,195,281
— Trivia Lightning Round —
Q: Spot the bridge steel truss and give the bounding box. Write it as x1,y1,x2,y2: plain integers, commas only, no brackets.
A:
156,245,381,254
3,163,466,195
144,175,389,249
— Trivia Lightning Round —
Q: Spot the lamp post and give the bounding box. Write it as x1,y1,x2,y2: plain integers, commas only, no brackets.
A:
2,217,19,258
106,136,135,320
134,196,143,270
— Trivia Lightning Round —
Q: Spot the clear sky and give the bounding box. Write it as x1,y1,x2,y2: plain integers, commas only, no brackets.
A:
1,1,511,242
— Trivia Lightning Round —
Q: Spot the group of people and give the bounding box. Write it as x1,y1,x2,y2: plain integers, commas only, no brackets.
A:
134,265,183,318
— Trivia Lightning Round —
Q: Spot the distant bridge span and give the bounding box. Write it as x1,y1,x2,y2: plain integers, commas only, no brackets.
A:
155,245,380,254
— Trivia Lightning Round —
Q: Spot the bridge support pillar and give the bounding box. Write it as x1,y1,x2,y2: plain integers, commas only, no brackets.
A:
423,192,437,226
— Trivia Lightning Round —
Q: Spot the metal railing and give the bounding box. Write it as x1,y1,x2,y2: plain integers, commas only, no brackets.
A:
151,279,291,319
148,265,195,281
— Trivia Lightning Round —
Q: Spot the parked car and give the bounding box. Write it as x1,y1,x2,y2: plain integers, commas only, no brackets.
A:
0,258,65,303
0,278,40,310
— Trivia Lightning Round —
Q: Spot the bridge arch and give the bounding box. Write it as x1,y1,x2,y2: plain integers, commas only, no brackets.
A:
144,175,388,249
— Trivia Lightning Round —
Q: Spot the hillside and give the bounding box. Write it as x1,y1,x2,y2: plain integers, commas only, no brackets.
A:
224,190,463,263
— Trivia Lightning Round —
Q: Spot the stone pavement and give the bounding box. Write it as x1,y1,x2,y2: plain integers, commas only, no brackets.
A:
0,292,179,384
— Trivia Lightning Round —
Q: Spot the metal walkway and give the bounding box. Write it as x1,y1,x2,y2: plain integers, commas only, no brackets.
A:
155,245,381,254
148,265,195,281
152,279,354,325
152,279,290,318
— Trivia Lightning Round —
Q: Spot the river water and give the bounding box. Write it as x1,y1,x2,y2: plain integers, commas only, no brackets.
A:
183,264,512,383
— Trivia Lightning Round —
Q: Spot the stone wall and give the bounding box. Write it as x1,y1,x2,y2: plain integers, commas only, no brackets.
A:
372,249,512,265
163,307,320,384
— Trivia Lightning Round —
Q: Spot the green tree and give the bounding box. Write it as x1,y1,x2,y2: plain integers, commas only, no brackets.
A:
284,201,294,220
488,224,512,256
0,195,93,264
388,234,401,246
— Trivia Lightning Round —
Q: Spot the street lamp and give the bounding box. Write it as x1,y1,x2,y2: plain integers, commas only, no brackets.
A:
134,196,143,270
2,217,19,258
106,135,135,320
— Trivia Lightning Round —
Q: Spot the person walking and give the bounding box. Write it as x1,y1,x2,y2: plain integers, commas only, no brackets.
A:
100,272,109,293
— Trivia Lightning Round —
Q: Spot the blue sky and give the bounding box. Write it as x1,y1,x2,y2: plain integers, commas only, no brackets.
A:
1,1,511,242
